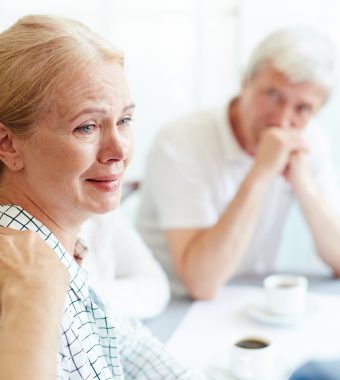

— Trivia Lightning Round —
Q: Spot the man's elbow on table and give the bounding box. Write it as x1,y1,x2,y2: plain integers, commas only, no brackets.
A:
186,284,218,300
167,228,226,300
180,271,221,300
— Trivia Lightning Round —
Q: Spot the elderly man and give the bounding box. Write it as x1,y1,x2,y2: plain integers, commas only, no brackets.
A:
137,27,340,299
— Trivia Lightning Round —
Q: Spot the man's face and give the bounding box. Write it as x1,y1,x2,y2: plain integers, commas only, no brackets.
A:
235,63,327,155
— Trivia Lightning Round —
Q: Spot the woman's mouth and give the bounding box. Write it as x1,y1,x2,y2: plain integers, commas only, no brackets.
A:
85,176,122,192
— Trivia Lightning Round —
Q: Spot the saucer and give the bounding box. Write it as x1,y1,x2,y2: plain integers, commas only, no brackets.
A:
205,358,291,380
245,300,317,326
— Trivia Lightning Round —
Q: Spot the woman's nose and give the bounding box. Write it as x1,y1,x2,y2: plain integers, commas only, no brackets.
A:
98,130,131,164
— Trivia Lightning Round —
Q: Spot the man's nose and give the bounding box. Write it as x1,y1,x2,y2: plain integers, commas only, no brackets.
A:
272,104,295,129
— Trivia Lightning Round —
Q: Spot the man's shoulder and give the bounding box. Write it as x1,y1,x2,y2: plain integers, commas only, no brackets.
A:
304,118,330,148
303,117,335,174
305,117,326,136
156,106,226,143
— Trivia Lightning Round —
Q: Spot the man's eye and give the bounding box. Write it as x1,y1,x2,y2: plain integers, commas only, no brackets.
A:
266,89,281,101
118,117,133,127
297,104,312,116
74,124,96,134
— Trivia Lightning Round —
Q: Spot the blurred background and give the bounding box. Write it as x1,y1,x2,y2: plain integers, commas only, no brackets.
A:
1,0,340,274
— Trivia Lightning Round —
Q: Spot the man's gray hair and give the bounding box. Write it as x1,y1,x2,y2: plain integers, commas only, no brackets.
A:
243,27,336,95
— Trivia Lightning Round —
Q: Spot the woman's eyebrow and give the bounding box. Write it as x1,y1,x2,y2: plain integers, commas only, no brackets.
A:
68,103,135,122
68,107,107,121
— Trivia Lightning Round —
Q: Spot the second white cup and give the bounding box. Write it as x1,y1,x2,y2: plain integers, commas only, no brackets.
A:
263,274,308,317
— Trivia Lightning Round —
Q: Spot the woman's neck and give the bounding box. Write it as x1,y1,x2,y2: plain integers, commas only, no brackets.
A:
0,180,80,257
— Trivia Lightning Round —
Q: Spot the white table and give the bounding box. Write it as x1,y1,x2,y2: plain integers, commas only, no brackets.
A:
144,274,340,343
144,275,340,379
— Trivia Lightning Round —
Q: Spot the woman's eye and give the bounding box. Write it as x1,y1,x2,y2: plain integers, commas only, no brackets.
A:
74,124,97,135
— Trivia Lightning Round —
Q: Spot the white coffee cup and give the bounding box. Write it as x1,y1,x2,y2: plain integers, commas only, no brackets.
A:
263,274,308,317
229,335,274,380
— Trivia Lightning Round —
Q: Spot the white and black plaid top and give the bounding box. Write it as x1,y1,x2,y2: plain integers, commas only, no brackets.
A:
0,205,208,380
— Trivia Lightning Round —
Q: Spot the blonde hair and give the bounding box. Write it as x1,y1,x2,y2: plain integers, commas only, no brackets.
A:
0,14,124,139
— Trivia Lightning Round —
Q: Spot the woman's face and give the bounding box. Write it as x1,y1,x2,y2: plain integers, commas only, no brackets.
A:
16,61,134,223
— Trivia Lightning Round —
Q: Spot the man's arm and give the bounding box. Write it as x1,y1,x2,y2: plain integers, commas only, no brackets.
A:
0,229,69,380
287,153,340,276
166,128,306,299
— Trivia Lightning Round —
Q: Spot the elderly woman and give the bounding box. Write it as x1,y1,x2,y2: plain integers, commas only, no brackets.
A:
0,15,207,380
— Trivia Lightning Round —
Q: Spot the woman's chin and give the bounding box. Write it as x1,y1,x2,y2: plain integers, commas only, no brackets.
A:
89,198,121,215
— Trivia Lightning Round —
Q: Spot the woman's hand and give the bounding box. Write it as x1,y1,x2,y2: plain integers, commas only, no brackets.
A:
0,228,69,380
0,228,69,301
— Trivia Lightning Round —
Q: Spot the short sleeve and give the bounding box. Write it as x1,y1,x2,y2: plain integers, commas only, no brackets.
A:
145,127,218,229
307,124,340,213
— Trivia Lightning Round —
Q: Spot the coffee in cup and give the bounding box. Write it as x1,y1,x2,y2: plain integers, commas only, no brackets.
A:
229,335,274,380
235,338,269,349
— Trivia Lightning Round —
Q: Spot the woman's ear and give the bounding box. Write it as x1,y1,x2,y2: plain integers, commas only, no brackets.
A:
0,123,24,171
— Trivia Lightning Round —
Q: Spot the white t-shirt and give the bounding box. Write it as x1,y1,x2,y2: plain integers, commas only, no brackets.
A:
137,103,340,295
80,208,170,320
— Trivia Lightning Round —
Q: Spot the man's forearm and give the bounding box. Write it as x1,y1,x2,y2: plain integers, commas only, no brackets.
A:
295,177,340,275
182,167,271,298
